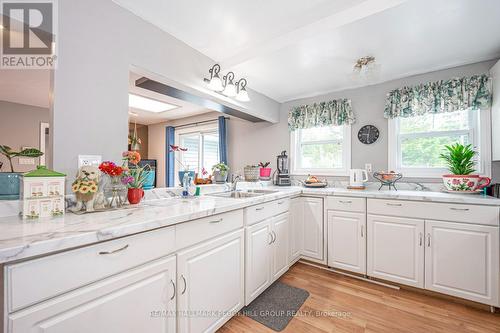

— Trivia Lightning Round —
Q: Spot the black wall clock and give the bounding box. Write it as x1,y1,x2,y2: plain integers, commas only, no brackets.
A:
358,125,379,144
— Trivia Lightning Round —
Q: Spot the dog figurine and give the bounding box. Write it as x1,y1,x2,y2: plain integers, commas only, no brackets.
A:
70,165,105,213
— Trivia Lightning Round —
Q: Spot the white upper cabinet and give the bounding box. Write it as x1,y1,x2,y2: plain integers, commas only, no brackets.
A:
301,197,324,261
328,210,366,275
425,220,499,306
367,215,425,288
8,256,177,333
491,59,500,161
177,230,244,333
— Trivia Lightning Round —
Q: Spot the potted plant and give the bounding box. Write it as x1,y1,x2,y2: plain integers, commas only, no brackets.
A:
170,145,195,186
258,162,272,180
212,162,229,184
0,145,43,199
439,143,490,192
122,151,150,204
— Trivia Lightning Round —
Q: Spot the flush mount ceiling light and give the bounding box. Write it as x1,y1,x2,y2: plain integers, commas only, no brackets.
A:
204,64,250,102
353,56,380,80
128,94,179,113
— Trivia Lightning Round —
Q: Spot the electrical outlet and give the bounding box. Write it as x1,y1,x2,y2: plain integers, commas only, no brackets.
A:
365,163,372,173
78,155,102,169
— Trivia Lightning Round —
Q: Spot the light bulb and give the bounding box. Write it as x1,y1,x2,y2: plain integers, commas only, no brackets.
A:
236,88,250,102
207,75,224,92
223,82,237,97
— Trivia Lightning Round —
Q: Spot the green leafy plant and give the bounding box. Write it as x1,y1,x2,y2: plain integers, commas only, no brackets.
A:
259,162,270,168
439,143,476,175
212,162,229,176
0,145,44,173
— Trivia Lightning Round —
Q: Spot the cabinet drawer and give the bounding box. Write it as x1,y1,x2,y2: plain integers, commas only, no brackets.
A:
175,209,243,249
327,196,365,212
245,198,290,226
6,226,175,313
367,199,499,226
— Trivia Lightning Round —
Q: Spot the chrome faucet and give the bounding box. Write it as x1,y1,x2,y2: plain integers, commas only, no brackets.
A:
231,175,242,192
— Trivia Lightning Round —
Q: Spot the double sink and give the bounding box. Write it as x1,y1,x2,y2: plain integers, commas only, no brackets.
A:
208,189,279,199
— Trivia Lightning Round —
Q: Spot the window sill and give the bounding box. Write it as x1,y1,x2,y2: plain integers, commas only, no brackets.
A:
291,170,350,177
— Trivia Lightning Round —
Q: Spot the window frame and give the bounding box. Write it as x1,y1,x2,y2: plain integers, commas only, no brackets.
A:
290,125,351,176
388,109,491,178
174,123,219,184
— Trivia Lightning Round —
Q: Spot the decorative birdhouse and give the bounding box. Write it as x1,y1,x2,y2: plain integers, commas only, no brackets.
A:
20,166,66,219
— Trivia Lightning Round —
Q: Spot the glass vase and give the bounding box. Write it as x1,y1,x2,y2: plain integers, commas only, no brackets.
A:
103,176,127,208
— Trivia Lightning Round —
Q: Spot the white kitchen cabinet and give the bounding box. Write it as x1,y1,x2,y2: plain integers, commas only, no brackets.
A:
245,219,273,304
301,197,324,261
367,215,425,288
328,210,366,274
272,212,290,280
425,220,499,306
177,229,244,333
8,256,177,333
289,197,303,263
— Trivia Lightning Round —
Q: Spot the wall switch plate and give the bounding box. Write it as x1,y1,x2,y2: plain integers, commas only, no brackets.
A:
78,155,102,169
365,163,372,173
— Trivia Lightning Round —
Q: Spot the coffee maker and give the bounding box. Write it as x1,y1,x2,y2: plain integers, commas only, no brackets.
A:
275,151,291,186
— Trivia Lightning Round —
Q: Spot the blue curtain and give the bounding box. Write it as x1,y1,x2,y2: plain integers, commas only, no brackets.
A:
218,116,228,165
165,126,175,187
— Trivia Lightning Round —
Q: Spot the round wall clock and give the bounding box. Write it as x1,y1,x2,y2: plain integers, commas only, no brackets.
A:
358,125,379,144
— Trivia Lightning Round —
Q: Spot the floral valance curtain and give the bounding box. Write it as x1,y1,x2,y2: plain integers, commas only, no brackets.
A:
288,99,355,131
384,74,491,119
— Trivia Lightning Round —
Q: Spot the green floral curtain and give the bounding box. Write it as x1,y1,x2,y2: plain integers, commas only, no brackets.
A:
288,99,355,131
384,74,491,119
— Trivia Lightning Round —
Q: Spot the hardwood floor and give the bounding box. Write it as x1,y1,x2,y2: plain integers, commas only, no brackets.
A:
219,262,500,333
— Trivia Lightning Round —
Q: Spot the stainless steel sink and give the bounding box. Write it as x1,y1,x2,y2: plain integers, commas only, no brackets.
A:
246,189,279,194
208,191,263,199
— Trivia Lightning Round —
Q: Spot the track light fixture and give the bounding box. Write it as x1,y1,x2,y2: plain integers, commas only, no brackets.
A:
204,64,250,102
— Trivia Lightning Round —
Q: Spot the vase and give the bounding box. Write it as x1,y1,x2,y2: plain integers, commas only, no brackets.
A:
259,168,272,180
142,170,155,190
178,170,195,186
213,170,228,184
442,174,491,192
103,176,127,208
127,188,144,204
0,172,21,200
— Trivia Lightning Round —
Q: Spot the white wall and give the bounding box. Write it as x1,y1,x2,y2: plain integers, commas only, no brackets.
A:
52,0,279,186
228,60,498,182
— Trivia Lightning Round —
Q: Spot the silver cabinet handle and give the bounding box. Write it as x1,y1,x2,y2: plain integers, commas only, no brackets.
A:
268,233,274,245
339,200,352,204
386,203,402,207
419,232,423,246
427,233,431,247
450,207,470,211
256,207,265,211
277,201,285,205
209,218,223,224
272,231,277,243
98,244,129,255
170,279,176,300
360,225,364,237
180,275,187,295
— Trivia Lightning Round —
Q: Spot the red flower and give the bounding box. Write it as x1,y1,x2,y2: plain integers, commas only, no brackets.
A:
169,145,188,152
99,161,123,176
452,179,460,185
467,181,475,187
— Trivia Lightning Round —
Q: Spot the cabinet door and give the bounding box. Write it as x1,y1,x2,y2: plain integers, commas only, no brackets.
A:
289,197,303,263
302,197,324,260
328,211,366,274
8,256,177,333
367,215,424,288
425,220,499,306
272,212,290,280
245,220,272,305
177,229,244,333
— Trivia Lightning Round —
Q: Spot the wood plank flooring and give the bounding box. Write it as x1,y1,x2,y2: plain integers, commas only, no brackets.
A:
218,262,500,333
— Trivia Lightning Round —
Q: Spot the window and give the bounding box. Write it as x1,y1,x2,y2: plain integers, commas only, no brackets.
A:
388,109,491,177
290,125,351,175
176,125,219,180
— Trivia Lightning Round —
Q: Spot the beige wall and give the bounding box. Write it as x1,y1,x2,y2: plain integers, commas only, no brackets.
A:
0,101,49,173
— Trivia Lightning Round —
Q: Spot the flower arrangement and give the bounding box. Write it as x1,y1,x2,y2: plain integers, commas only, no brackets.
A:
128,133,142,146
170,145,190,171
71,179,98,195
98,161,124,177
121,151,150,189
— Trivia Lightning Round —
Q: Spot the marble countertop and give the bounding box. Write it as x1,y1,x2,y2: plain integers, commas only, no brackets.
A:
0,185,498,265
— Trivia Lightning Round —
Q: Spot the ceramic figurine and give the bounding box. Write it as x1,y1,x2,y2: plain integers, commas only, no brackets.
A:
70,165,105,213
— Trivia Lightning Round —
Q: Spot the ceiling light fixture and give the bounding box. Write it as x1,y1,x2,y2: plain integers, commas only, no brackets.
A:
204,64,250,102
353,56,380,80
128,94,178,113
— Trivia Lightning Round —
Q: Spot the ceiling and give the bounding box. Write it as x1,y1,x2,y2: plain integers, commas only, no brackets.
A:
129,72,213,125
0,69,50,108
114,0,500,102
